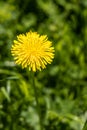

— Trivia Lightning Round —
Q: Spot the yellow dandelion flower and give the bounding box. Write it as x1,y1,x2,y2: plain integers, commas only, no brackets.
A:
11,31,55,72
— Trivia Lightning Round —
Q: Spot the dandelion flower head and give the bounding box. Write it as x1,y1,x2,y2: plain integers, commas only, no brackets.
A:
11,31,54,72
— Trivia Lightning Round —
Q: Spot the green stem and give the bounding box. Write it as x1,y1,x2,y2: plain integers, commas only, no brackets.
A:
32,72,43,130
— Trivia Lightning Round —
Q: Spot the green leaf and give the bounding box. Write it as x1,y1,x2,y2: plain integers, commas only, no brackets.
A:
82,120,87,130
1,87,10,102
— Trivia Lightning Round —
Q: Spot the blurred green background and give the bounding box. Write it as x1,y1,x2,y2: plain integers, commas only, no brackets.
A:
0,0,87,130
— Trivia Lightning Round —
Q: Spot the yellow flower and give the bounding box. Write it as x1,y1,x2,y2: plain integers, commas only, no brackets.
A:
11,31,54,72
